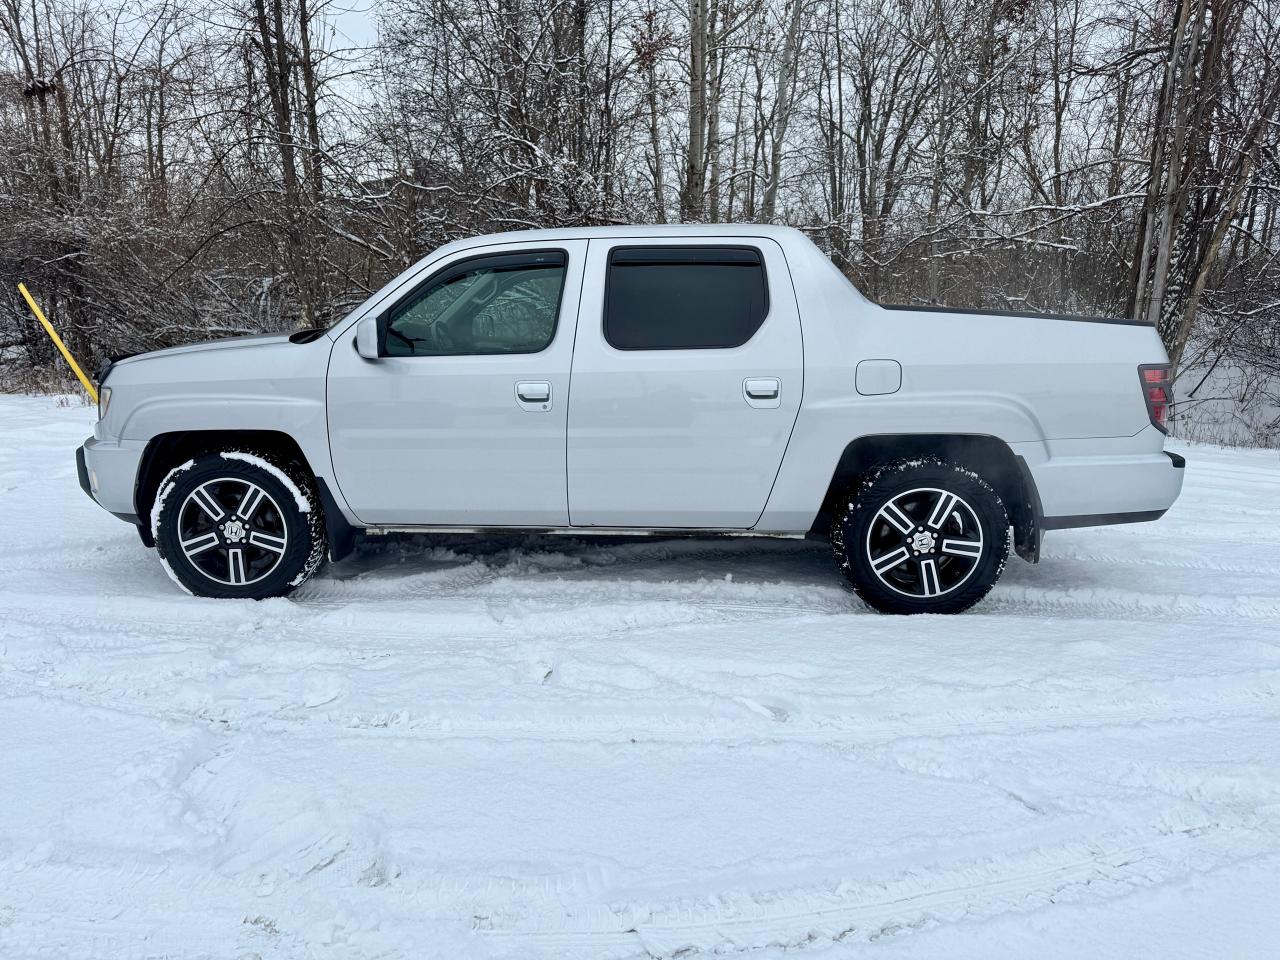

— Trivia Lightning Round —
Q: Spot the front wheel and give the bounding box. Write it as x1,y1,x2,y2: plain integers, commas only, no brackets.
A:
151,451,325,599
831,458,1010,614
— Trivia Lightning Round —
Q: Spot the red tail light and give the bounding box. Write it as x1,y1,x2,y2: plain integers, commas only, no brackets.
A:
1138,364,1172,433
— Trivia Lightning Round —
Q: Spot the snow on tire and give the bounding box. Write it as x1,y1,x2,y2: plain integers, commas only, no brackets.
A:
832,457,1010,615
151,450,325,599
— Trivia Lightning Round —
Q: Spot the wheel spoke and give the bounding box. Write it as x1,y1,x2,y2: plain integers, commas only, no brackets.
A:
871,544,911,574
926,492,958,529
880,501,915,534
248,530,286,554
919,558,942,596
189,485,224,521
236,484,265,521
180,530,220,558
226,547,247,584
940,538,982,558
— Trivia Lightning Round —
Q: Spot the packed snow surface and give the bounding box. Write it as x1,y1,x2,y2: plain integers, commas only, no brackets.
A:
2,394,1278,959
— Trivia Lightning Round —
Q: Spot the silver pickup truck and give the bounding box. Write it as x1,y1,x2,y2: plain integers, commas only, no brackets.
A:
79,225,1184,613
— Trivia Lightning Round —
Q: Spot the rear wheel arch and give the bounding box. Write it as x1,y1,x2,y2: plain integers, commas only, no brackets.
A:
811,433,1041,562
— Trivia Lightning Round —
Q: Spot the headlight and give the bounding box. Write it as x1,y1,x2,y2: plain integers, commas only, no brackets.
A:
98,386,111,420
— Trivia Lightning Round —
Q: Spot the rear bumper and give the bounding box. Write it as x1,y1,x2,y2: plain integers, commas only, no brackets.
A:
1042,508,1168,530
79,436,147,523
1029,446,1185,529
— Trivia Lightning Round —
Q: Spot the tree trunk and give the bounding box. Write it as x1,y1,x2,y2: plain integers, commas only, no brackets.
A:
682,0,707,220
761,0,803,222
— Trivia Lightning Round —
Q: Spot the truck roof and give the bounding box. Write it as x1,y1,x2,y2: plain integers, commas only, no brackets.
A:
455,223,811,245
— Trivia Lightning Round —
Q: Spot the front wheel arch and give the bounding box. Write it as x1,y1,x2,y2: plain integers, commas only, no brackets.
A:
136,431,359,562
135,430,316,523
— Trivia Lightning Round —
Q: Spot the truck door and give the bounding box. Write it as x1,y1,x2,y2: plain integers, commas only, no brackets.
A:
566,238,803,528
327,240,586,526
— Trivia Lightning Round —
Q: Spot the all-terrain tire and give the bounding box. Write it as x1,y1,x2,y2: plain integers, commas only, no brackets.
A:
831,458,1010,614
151,451,325,599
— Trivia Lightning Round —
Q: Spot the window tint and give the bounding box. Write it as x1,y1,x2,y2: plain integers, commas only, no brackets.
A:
384,251,567,357
604,246,768,350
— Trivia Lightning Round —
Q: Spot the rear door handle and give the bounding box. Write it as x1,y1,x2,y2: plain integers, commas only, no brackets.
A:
516,380,552,410
743,377,781,408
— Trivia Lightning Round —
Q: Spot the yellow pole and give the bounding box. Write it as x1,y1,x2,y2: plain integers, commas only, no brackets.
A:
17,282,98,404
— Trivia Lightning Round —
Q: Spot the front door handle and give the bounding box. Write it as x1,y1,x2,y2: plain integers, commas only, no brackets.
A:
743,377,781,408
516,380,552,410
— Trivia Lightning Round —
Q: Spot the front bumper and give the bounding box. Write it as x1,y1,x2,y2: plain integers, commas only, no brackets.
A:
79,435,147,523
76,445,92,498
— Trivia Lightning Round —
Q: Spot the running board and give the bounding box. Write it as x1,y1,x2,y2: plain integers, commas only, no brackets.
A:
361,525,808,539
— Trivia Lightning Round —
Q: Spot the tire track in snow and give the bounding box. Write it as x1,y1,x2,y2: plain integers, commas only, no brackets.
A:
5,672,1276,752
296,537,827,603
461,822,1271,956
986,582,1280,622
0,592,845,657
1040,546,1280,577
17,818,1266,959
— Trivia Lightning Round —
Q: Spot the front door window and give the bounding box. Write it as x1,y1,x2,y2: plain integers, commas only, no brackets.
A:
384,251,568,357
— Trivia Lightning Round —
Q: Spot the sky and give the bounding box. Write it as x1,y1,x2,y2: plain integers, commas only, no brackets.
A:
328,0,379,52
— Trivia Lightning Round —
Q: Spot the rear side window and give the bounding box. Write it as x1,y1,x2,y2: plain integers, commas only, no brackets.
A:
604,246,768,350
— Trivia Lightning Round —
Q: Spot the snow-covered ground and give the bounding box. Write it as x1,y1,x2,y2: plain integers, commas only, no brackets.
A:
2,394,1278,959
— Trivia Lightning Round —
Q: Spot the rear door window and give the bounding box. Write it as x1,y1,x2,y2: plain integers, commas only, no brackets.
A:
604,246,768,350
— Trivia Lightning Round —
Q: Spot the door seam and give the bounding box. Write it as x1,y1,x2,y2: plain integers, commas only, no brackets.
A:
564,239,590,524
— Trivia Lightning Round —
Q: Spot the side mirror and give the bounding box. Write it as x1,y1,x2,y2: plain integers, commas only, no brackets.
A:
355,314,381,359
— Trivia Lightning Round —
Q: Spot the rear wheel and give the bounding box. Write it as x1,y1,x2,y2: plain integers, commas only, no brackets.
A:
832,458,1010,614
152,451,325,599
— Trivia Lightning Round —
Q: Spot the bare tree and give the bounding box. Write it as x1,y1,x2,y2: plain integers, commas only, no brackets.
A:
2,0,1278,441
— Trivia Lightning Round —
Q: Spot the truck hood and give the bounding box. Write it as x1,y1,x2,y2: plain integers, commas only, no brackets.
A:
114,332,293,366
